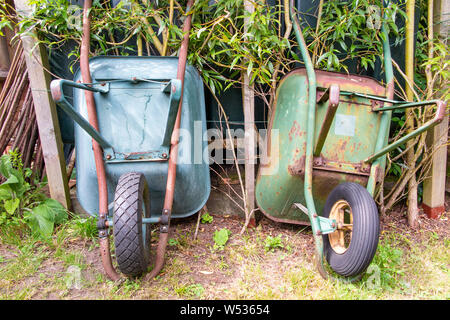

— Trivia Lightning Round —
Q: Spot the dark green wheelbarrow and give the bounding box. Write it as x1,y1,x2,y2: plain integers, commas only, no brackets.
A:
256,0,446,280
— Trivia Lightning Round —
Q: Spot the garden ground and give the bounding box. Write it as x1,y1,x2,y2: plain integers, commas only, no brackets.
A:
0,197,448,300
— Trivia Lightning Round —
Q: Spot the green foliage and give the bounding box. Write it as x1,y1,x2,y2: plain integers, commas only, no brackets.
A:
168,237,179,246
24,198,67,239
213,228,231,251
305,0,405,73
414,0,449,101
0,150,67,240
368,238,405,289
200,212,213,224
264,234,284,252
384,0,449,180
189,0,291,94
67,215,98,239
1,0,294,95
1,0,409,97
175,283,205,298
4,0,185,71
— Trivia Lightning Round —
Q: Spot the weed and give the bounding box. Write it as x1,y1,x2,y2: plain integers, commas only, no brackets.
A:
174,283,205,298
60,251,86,270
168,238,179,247
213,228,231,251
201,212,213,224
0,150,67,241
168,232,191,249
164,257,191,276
362,237,405,290
218,255,229,271
67,215,98,240
0,243,48,281
264,234,284,252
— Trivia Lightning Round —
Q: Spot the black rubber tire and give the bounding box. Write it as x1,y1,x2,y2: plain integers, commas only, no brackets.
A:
113,172,151,277
322,182,379,277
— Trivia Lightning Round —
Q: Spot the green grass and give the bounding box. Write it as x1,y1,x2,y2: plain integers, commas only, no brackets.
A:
174,283,205,299
0,212,448,300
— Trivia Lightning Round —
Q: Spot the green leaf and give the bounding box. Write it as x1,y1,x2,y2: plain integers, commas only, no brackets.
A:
0,155,12,178
42,198,68,224
201,212,213,224
4,198,20,215
26,205,54,239
247,60,253,77
2,173,19,185
213,228,231,250
0,185,12,201
25,198,67,239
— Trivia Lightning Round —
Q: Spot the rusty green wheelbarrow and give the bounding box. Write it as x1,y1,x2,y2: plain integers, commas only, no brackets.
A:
256,0,446,281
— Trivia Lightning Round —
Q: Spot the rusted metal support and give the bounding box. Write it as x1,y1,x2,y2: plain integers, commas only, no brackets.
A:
314,84,340,156
364,100,446,164
80,0,120,281
146,0,194,280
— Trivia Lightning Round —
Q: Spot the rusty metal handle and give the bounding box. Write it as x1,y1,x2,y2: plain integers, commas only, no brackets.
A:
80,0,120,281
145,0,195,281
365,100,447,163
314,84,340,156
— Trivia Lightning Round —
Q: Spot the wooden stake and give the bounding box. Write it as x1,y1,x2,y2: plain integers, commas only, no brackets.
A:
13,0,71,209
405,0,419,228
242,0,256,230
422,0,449,219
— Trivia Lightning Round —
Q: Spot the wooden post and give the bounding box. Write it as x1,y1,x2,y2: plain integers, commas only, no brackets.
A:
422,0,449,219
0,35,10,76
0,23,11,85
13,0,71,209
242,0,256,228
422,117,448,218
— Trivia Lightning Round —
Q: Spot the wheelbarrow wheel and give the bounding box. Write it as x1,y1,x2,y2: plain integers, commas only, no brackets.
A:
113,172,151,277
322,182,379,277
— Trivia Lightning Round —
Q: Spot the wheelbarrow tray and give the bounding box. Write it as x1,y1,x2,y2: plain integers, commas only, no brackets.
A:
256,68,386,225
72,56,210,219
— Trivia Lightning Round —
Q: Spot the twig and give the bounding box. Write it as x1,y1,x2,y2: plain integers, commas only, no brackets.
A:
193,205,207,240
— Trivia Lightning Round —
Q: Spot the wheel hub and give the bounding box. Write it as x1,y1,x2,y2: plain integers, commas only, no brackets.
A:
328,200,353,254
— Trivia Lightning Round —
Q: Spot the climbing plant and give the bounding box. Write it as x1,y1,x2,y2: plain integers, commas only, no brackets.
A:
1,0,446,218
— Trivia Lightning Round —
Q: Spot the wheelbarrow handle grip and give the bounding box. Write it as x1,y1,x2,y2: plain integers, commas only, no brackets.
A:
365,99,447,163
161,79,182,148
50,79,114,153
50,79,109,102
435,100,447,122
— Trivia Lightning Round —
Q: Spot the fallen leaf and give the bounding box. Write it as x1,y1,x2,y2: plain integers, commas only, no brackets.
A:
199,271,213,275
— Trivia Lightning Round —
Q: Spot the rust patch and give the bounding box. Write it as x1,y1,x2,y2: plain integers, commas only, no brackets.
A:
285,68,386,96
288,156,306,176
312,156,371,176
312,170,370,210
288,120,303,141
339,140,348,153
349,143,355,153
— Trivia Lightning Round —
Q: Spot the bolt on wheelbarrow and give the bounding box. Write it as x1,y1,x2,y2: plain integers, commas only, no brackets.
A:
255,0,446,281
50,0,210,280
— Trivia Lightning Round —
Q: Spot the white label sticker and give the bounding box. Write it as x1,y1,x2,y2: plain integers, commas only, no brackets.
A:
334,114,356,136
